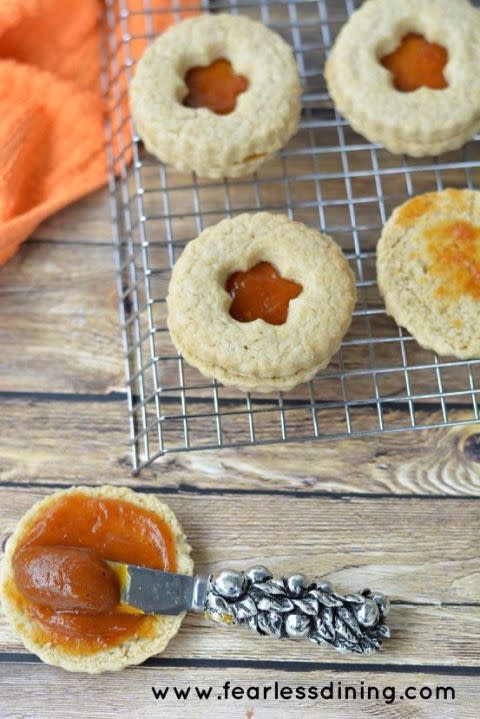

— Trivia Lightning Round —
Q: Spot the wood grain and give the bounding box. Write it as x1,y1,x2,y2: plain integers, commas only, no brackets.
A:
1,398,479,496
31,188,113,245
0,240,123,394
0,604,478,668
0,664,476,719
2,489,478,604
0,487,478,667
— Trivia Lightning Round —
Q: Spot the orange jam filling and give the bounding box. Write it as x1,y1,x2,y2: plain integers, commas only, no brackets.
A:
183,58,248,115
227,261,303,325
13,545,120,614
381,33,448,92
425,220,480,300
9,494,177,655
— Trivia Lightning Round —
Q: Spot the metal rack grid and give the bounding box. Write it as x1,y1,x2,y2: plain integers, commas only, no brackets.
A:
103,0,480,472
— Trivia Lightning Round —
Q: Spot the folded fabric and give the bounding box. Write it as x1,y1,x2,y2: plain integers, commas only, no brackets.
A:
0,0,187,266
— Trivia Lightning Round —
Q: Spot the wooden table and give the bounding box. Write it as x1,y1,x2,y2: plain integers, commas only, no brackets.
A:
0,188,478,718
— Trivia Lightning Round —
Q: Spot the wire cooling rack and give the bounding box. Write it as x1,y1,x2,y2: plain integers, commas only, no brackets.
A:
103,0,480,471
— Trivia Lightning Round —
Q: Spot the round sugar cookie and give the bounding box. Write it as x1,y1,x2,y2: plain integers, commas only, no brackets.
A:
0,486,193,674
377,188,480,358
130,14,302,178
167,213,356,392
325,0,480,156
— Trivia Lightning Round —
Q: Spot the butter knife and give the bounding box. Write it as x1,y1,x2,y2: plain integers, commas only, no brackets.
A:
110,562,390,655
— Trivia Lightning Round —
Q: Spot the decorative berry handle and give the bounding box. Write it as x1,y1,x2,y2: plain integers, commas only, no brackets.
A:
204,566,390,655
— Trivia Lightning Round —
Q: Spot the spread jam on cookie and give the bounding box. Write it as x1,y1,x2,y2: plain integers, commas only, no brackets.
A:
8,494,176,654
426,220,480,300
381,33,448,92
183,58,248,114
227,261,303,325
13,545,120,615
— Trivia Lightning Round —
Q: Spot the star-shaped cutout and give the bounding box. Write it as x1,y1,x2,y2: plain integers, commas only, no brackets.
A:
183,58,248,115
227,262,303,325
381,33,448,93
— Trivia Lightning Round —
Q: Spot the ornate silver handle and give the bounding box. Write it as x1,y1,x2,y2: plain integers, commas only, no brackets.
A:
204,566,390,655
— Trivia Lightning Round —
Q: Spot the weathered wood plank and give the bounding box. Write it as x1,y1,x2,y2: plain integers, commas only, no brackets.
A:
31,188,113,245
0,398,479,496
2,490,477,604
0,242,124,394
0,488,478,666
0,604,478,667
0,663,476,719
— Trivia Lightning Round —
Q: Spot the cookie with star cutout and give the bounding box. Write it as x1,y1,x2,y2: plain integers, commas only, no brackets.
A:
130,14,302,178
167,213,356,392
325,0,480,156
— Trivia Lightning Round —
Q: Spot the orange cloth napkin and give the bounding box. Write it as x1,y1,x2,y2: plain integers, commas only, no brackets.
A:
0,0,185,266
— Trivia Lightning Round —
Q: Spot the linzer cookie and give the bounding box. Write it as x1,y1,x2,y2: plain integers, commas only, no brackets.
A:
167,213,356,392
325,0,480,156
0,486,192,673
377,189,480,358
130,14,302,178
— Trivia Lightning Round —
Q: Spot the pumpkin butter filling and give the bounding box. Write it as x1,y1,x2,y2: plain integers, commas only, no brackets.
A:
227,261,303,325
183,58,248,115
6,494,177,655
381,33,448,93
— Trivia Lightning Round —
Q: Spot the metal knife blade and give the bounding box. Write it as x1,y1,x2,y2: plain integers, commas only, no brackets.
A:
108,561,210,615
